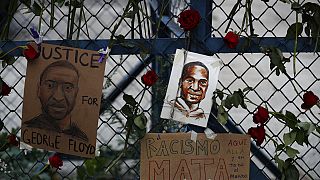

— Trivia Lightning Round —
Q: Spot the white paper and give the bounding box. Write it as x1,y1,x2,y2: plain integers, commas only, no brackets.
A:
160,49,221,127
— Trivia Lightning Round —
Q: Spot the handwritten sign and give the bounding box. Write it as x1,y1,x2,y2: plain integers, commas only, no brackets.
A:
21,43,106,158
140,133,250,180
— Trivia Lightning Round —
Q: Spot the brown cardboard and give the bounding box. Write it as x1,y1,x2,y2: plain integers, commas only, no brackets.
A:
21,43,105,158
140,133,251,180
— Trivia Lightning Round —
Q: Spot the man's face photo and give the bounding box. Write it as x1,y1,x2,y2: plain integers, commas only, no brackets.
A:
180,64,209,104
38,65,79,120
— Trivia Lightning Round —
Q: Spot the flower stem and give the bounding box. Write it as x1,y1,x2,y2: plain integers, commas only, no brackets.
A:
136,86,147,111
38,2,44,33
244,97,260,107
0,46,24,59
33,164,49,177
76,0,84,40
101,0,132,62
50,0,54,29
225,0,241,33
104,124,132,173
69,5,77,40
265,133,279,147
284,72,303,100
67,2,72,39
293,2,299,77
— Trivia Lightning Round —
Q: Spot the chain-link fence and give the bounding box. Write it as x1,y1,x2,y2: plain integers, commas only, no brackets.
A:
0,0,320,179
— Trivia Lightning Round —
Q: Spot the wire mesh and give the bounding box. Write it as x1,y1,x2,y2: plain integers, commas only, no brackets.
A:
0,0,319,179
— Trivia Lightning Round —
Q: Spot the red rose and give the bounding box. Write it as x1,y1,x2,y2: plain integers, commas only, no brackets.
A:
49,153,63,169
23,44,39,61
223,31,240,49
248,125,265,146
301,91,319,110
141,70,158,86
7,134,19,146
1,80,11,96
253,106,269,124
177,9,201,31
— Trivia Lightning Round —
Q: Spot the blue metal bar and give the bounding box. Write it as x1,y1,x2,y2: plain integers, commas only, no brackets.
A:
191,0,212,41
0,37,317,57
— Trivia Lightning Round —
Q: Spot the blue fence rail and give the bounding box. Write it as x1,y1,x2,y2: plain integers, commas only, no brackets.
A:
1,0,319,179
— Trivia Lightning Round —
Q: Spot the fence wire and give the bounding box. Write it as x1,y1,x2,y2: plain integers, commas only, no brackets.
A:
0,0,320,179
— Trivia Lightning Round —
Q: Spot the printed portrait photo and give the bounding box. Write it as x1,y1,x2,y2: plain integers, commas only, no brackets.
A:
160,49,221,127
21,43,105,158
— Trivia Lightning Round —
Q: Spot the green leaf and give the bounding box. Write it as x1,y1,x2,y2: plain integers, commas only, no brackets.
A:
276,144,285,151
0,51,15,65
284,164,299,180
272,112,286,121
297,122,310,131
295,130,305,145
121,104,133,117
123,94,136,106
307,123,316,135
224,95,233,109
302,2,319,13
134,114,147,130
115,34,125,43
140,49,149,60
0,143,9,151
232,92,242,108
316,126,320,134
285,111,297,121
270,51,282,67
275,155,285,172
291,2,301,11
243,87,253,92
298,122,316,135
285,146,299,158
284,111,298,129
274,111,299,126
216,90,224,100
5,56,15,65
217,113,228,125
286,23,303,39
284,158,294,169
217,105,228,125
32,3,42,16
124,9,139,18
284,131,297,146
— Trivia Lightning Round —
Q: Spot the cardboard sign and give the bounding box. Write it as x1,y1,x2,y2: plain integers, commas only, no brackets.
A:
161,49,221,127
21,43,106,158
140,133,250,180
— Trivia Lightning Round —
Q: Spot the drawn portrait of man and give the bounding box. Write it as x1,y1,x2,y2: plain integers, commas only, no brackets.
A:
161,49,221,127
24,60,88,142
170,62,209,119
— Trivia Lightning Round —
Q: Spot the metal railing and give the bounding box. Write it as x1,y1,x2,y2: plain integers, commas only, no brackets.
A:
0,0,320,179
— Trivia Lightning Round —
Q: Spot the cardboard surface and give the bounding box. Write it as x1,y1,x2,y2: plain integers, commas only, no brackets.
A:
160,49,221,127
140,133,250,180
21,43,105,158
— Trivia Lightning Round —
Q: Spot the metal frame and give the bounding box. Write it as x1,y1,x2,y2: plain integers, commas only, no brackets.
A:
1,0,319,179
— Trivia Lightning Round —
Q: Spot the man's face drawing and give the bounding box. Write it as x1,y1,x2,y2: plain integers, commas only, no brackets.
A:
181,65,209,105
38,66,79,120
